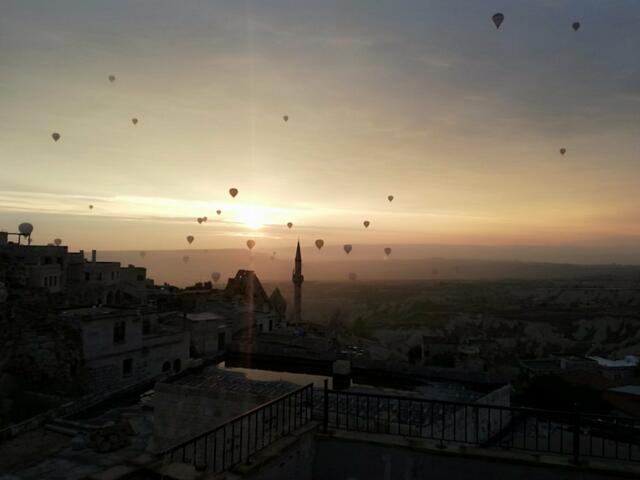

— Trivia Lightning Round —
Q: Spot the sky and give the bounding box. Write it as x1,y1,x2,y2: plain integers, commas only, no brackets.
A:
1,1,640,260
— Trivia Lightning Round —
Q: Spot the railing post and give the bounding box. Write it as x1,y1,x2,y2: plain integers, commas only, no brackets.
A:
572,403,580,465
323,379,329,433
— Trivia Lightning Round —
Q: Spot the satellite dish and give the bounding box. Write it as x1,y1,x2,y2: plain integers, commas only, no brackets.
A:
18,223,33,237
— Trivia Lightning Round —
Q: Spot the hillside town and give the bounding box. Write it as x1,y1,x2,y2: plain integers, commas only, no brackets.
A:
1,227,639,479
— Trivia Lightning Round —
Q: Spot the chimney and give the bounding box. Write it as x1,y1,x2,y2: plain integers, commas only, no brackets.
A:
91,250,97,263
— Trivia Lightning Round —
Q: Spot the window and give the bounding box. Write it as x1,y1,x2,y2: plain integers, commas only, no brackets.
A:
173,359,182,372
258,324,263,333
162,361,171,372
98,272,103,281
111,272,115,280
122,358,133,377
85,272,90,281
142,319,151,335
137,274,144,281
218,332,226,351
113,321,126,344
269,319,273,331
44,277,48,287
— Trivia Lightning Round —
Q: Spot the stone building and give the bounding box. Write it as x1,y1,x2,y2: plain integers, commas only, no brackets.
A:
223,270,283,335
0,235,153,307
187,312,232,358
60,306,191,393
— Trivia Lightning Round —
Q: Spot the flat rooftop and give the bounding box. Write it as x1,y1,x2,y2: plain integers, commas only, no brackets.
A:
169,366,298,399
186,312,226,322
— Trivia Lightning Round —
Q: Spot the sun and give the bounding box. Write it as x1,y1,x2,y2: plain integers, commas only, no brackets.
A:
238,206,264,230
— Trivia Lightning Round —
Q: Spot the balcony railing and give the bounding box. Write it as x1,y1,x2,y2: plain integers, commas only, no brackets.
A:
162,380,640,474
162,383,314,473
321,380,640,464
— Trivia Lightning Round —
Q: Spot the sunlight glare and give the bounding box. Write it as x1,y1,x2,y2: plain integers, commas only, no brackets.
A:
238,206,264,230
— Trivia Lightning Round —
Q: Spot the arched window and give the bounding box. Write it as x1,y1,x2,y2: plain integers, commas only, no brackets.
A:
162,361,171,373
173,359,182,372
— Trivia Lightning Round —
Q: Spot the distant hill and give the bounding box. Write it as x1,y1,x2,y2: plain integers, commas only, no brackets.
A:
99,248,640,287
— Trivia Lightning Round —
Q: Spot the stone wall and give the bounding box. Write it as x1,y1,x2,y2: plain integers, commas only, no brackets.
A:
313,434,638,480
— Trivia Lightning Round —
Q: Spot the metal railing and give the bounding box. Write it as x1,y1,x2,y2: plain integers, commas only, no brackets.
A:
320,380,640,464
162,380,640,473
162,383,314,473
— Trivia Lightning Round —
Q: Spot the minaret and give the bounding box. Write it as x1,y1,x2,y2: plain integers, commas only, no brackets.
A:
292,241,304,322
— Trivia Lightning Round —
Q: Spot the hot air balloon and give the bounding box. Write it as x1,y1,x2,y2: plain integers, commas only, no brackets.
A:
363,221,370,228
246,239,256,250
203,217,208,222
572,22,581,32
187,235,194,244
560,148,567,156
348,272,357,282
287,222,293,229
384,247,392,256
54,238,62,246
183,255,189,263
387,195,394,202
229,188,238,198
88,205,94,210
197,217,203,224
211,272,221,282
315,239,324,250
492,13,504,29
51,132,61,142
140,251,146,257
270,255,275,261
108,75,116,83
131,118,138,125
343,244,352,254
18,223,33,237
283,115,289,122
216,210,222,215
